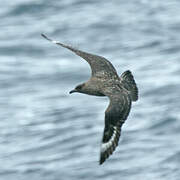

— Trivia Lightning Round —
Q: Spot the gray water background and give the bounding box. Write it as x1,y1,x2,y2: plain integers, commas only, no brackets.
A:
0,0,180,179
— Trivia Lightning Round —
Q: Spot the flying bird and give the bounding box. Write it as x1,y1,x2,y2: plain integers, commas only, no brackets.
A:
41,34,138,165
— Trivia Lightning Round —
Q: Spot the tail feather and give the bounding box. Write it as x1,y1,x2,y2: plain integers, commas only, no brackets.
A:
120,70,138,101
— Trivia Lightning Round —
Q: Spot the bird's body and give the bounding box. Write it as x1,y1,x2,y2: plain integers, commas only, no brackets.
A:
42,34,138,165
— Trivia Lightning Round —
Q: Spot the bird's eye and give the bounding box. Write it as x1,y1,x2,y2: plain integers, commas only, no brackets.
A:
76,84,84,90
76,85,82,90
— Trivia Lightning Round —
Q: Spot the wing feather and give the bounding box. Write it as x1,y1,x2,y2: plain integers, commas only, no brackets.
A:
99,92,131,165
41,34,119,79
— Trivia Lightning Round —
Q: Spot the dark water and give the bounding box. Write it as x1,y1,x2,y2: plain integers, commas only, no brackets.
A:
1,0,180,179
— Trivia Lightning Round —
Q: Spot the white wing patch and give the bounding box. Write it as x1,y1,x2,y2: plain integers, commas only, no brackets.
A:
41,34,61,45
101,126,117,153
52,40,59,44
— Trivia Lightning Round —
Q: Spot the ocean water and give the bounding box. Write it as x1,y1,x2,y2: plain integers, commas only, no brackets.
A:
0,0,180,179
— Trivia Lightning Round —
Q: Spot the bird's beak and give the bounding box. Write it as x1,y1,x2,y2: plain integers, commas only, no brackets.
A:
69,89,77,94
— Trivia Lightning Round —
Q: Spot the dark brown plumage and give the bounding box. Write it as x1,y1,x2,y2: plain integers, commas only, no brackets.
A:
42,34,138,165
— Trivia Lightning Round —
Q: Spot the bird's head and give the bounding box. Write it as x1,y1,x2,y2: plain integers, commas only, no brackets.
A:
69,83,86,94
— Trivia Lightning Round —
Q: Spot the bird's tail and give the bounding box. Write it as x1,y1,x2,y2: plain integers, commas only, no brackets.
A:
120,70,138,101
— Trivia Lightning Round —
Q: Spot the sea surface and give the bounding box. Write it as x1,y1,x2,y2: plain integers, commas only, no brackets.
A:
0,0,180,179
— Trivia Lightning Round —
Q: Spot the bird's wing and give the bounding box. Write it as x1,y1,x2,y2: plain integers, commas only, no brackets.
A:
99,91,131,165
41,34,119,79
